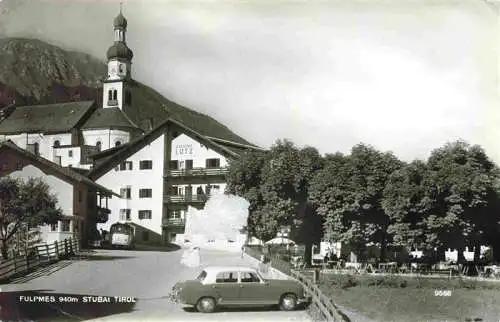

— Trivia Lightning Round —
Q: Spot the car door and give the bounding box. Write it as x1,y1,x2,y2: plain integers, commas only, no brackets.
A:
212,271,240,305
238,271,274,305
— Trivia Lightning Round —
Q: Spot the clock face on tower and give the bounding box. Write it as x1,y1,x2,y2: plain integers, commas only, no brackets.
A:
118,64,125,75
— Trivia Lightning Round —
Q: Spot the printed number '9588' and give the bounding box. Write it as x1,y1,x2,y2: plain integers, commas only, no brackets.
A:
434,290,452,296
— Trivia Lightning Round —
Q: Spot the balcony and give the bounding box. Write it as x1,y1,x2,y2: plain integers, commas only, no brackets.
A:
166,167,228,178
162,217,185,227
164,194,208,203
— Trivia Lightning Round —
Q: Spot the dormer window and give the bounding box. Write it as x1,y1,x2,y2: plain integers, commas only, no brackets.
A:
96,141,102,152
53,140,60,148
115,141,122,147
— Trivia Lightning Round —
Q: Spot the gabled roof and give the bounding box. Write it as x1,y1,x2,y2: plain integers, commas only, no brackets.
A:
0,141,119,197
0,101,96,134
87,117,258,180
82,107,141,131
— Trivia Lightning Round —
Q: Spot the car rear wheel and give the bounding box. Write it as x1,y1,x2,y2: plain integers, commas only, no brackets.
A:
279,293,297,311
196,297,216,313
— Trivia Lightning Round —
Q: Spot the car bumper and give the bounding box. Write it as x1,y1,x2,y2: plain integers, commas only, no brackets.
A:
298,296,312,304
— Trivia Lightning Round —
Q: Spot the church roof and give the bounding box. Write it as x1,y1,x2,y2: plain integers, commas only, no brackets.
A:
107,42,133,60
0,101,96,135
0,140,119,197
82,107,141,131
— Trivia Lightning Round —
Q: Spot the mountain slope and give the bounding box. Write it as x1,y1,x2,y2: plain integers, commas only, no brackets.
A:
0,37,254,146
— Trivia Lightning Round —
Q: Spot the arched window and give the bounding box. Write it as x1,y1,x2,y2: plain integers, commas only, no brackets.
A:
115,141,122,147
96,141,102,152
53,140,60,148
108,90,113,101
113,90,118,101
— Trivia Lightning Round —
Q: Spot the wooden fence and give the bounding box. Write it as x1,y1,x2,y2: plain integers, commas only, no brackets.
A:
0,238,80,282
291,270,350,322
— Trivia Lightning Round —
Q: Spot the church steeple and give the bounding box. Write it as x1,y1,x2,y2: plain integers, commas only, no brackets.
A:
103,4,133,110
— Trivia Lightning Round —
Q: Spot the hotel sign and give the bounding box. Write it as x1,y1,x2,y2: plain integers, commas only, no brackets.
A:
175,144,193,156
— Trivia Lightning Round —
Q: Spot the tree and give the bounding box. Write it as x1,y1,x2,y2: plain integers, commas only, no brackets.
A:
309,144,403,261
383,160,428,253
0,177,63,259
225,149,268,239
420,141,500,262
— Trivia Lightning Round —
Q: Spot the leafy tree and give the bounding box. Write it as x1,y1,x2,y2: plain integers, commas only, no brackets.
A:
421,141,500,261
383,160,428,252
0,177,63,259
225,149,268,239
310,145,403,261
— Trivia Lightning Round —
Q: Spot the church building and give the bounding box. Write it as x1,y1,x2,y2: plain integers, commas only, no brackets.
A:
0,9,261,245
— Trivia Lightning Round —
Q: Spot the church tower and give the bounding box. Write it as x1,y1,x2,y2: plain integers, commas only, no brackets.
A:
103,6,133,110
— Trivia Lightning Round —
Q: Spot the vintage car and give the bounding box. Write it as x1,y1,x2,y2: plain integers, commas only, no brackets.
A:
172,266,310,313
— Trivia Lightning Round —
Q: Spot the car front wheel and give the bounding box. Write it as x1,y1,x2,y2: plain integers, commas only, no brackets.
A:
196,297,216,313
279,294,297,311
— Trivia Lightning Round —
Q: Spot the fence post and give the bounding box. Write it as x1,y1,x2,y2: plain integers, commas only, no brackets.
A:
55,242,60,260
69,239,73,255
64,239,68,257
45,244,50,262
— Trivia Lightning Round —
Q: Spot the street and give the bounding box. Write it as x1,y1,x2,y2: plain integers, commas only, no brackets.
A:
1,248,312,322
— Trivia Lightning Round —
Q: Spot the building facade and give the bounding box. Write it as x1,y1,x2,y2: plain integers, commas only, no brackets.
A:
0,141,117,246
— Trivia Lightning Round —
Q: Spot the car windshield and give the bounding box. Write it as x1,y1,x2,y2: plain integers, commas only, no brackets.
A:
196,270,207,282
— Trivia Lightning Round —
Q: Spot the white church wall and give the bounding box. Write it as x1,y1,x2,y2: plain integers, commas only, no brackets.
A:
96,134,165,236
83,129,130,151
4,133,72,162
7,165,75,244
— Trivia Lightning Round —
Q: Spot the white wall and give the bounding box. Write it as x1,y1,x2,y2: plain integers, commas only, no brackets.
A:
82,129,130,151
96,134,165,235
5,133,72,163
8,164,75,244
171,134,228,168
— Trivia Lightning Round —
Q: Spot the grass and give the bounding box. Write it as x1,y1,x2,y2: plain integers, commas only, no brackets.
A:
317,274,500,322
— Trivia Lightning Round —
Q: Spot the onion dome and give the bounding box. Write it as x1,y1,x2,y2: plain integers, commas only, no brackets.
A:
114,12,127,29
106,42,134,60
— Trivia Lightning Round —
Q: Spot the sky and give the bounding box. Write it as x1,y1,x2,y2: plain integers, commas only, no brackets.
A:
0,0,499,163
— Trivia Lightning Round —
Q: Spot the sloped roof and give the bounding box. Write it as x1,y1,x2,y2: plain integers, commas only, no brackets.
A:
87,117,259,180
0,141,119,197
0,101,96,134
82,107,140,131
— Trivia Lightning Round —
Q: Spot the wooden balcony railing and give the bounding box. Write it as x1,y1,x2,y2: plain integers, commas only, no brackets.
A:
162,217,185,227
166,167,228,178
164,194,208,203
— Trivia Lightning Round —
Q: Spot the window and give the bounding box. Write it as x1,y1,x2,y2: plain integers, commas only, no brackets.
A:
169,160,179,170
68,150,73,158
241,272,261,283
196,270,207,282
139,160,153,170
50,223,58,232
61,220,70,232
108,90,112,101
119,209,131,221
139,189,152,198
113,90,118,101
78,191,82,203
168,209,182,219
138,210,152,219
216,271,238,283
120,187,131,199
53,140,60,148
142,231,149,241
170,186,180,196
185,160,193,169
206,158,220,168
96,141,102,152
115,141,121,147
119,161,133,171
